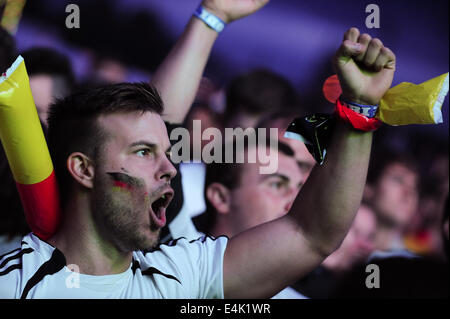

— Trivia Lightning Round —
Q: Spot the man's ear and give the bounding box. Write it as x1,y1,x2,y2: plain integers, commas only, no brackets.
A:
67,152,95,189
206,183,231,215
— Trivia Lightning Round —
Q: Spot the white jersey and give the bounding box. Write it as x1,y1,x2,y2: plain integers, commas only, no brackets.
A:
0,233,227,299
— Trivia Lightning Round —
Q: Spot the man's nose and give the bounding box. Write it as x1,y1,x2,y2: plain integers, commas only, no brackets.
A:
404,185,417,200
284,200,294,214
156,156,177,182
283,188,299,213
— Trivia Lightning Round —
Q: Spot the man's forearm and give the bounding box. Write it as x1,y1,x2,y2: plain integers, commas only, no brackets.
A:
291,120,373,256
223,119,374,298
223,27,394,298
293,27,395,256
150,17,218,124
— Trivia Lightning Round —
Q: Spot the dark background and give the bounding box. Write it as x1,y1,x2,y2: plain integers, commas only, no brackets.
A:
17,0,449,145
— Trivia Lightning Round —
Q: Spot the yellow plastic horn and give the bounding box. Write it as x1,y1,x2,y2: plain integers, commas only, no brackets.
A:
0,55,60,239
322,72,449,126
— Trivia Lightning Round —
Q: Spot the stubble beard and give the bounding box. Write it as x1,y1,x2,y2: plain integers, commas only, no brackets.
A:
91,173,160,253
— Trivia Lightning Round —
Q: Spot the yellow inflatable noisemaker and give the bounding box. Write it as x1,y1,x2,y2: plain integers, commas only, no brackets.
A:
0,56,60,239
323,73,449,125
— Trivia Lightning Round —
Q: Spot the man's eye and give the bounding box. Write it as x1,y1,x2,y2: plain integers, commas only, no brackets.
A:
269,181,284,190
136,149,151,157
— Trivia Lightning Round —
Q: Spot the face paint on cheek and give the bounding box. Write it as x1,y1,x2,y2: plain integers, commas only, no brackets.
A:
107,172,146,196
112,180,133,193
106,172,152,214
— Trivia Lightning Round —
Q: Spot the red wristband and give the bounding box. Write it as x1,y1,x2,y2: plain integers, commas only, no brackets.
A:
334,98,382,131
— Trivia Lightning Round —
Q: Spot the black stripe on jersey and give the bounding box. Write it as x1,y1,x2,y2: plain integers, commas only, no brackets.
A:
143,237,185,254
200,235,229,242
168,237,188,246
0,240,29,261
142,267,181,285
142,237,187,254
20,248,66,299
0,248,21,261
131,259,140,275
131,259,180,285
144,235,229,255
159,232,173,245
0,248,34,269
0,263,22,276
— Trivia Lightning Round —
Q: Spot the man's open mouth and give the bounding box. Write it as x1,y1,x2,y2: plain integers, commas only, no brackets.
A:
149,189,173,228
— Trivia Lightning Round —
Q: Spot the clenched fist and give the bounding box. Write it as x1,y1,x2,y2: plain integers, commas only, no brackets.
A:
333,27,396,105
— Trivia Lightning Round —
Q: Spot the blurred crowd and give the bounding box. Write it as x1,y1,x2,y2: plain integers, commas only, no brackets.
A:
0,2,448,299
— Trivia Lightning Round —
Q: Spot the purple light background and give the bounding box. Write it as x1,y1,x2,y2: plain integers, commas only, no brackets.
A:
15,0,449,141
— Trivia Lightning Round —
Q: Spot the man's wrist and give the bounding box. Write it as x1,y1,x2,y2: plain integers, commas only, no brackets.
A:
334,97,382,131
201,1,230,23
341,93,380,106
339,97,379,118
194,5,227,33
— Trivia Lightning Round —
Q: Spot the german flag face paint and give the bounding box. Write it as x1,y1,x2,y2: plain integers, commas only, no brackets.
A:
108,172,143,192
107,172,151,207
0,56,60,239
104,171,173,231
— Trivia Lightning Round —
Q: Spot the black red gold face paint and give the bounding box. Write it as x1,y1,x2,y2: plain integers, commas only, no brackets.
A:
107,172,150,205
107,172,144,191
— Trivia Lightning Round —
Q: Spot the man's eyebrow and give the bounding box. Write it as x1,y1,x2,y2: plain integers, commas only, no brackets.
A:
278,141,295,157
129,141,172,155
260,173,289,182
129,141,157,149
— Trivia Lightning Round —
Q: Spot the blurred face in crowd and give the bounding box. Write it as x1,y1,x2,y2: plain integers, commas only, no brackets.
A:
29,74,54,124
227,111,261,129
226,146,303,236
281,137,315,188
95,58,127,84
323,204,377,271
90,112,176,252
369,162,419,229
185,105,222,154
416,154,449,230
271,117,316,189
